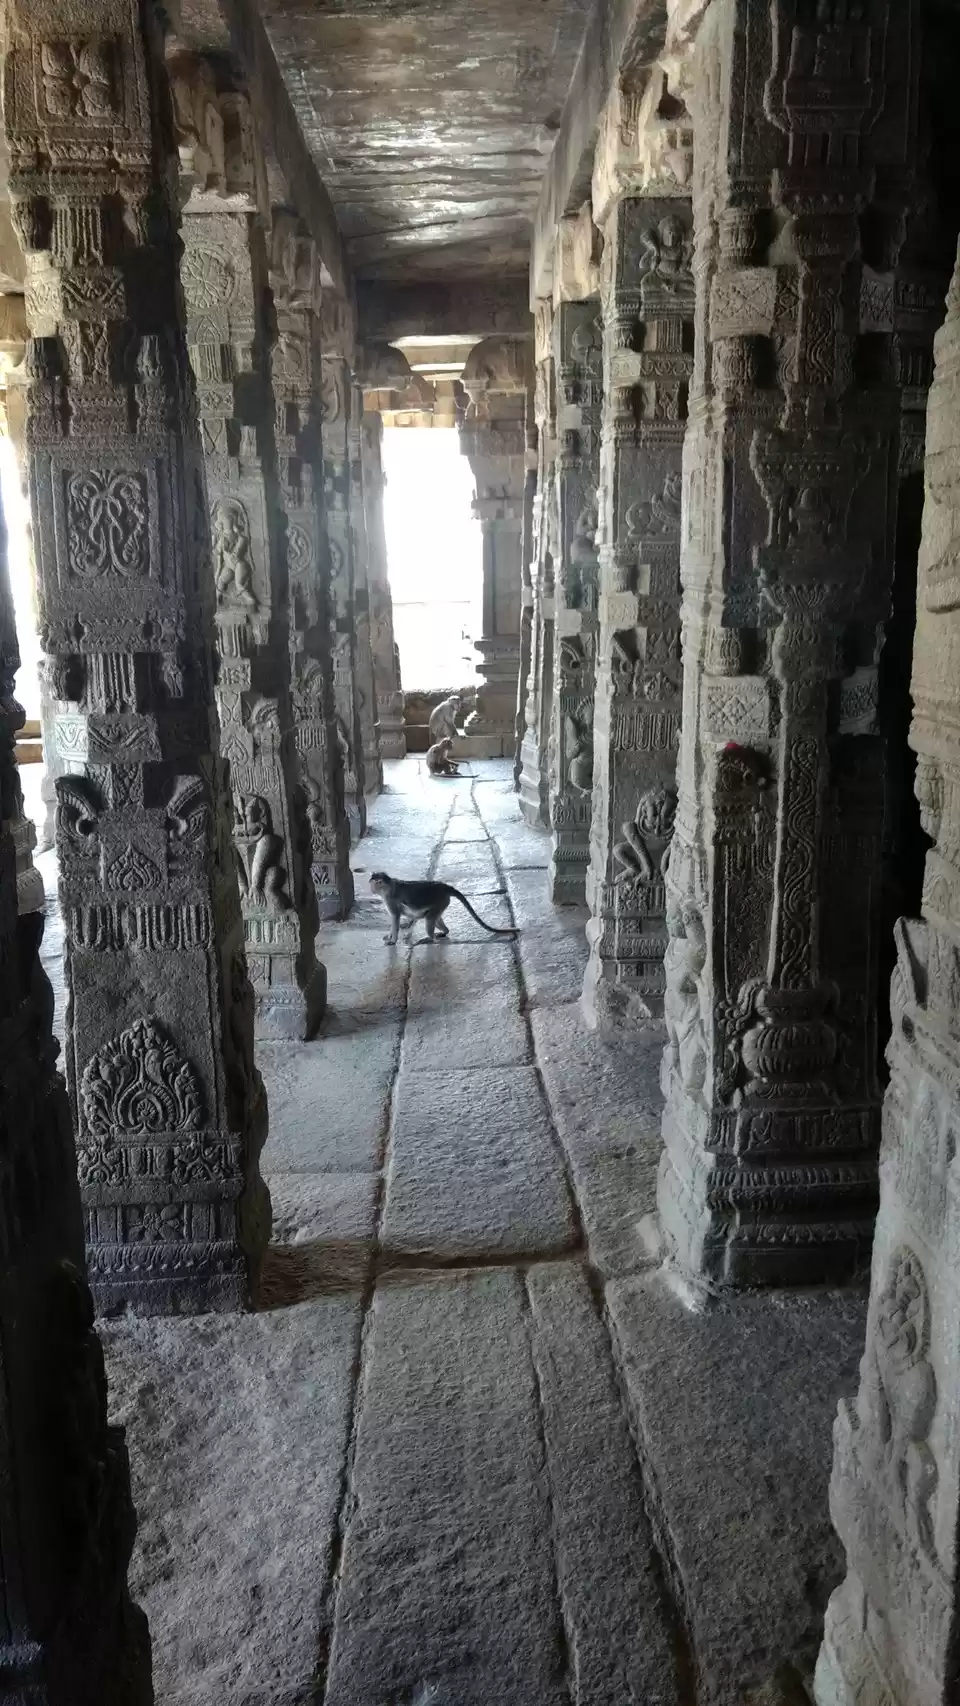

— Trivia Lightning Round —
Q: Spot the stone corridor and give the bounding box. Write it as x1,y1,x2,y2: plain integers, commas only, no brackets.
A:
32,759,866,1706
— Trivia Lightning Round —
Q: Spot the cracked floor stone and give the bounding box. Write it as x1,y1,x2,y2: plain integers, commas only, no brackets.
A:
33,760,867,1705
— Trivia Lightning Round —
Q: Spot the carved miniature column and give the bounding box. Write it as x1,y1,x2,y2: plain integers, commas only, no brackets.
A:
349,379,382,798
268,215,354,920
813,228,960,1706
581,195,692,1027
513,396,538,790
548,296,603,904
175,59,324,1041
5,0,271,1312
459,336,530,758
657,0,919,1286
518,303,555,826
0,481,152,1704
320,300,365,839
360,405,405,760
0,296,45,908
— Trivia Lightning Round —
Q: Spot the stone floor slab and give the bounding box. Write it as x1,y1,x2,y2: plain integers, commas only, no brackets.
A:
532,1006,663,1275
383,1066,578,1259
260,1172,379,1302
402,937,529,1069
606,1274,868,1706
260,1028,397,1174
433,837,504,893
324,1269,570,1706
102,1298,361,1706
506,867,590,1008
527,1263,685,1706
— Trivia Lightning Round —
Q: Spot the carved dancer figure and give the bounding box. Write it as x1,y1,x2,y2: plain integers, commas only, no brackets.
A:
212,497,257,608
428,693,462,742
233,796,291,911
426,738,460,777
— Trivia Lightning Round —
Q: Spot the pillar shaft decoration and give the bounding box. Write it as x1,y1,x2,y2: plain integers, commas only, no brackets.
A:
582,194,692,1029
360,406,405,759
320,300,365,840
513,390,538,790
349,379,382,798
518,301,555,827
268,214,354,920
0,293,45,909
5,0,270,1312
657,0,919,1286
815,234,960,1706
459,335,531,757
0,482,152,1703
176,63,324,1041
547,298,603,904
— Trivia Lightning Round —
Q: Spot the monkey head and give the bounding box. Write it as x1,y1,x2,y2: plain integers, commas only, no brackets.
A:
369,871,391,895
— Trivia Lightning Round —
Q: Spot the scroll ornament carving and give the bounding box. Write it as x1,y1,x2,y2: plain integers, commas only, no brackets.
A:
212,498,257,609
67,471,149,580
81,1020,204,1139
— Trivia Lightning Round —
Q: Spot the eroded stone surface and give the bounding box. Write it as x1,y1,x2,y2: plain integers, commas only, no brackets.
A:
608,1275,867,1706
384,1066,577,1260
102,1300,360,1706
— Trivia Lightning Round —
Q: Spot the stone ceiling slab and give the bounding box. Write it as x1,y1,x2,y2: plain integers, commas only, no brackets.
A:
255,0,596,281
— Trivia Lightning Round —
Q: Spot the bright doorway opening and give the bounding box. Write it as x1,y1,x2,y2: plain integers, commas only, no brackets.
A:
381,427,482,692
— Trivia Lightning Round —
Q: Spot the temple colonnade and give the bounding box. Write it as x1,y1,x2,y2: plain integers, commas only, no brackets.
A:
0,0,956,1701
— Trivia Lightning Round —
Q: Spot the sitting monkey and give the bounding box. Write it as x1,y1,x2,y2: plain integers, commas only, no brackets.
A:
370,871,518,944
426,737,460,777
428,694,462,742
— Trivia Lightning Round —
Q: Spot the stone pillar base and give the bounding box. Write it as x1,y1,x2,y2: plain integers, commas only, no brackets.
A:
254,963,326,1042
451,732,510,760
548,840,589,906
580,953,662,1034
518,726,549,823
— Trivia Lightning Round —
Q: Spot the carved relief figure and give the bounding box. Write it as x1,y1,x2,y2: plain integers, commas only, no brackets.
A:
613,787,677,881
637,215,694,303
663,903,707,1096
233,796,291,912
212,498,257,608
859,1247,940,1562
565,704,594,794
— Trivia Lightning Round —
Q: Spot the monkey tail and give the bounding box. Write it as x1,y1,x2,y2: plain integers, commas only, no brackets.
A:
448,887,518,936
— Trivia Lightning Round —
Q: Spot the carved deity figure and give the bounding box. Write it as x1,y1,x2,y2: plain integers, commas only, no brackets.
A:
565,706,594,794
637,215,694,300
212,498,257,609
613,787,677,881
663,902,707,1096
428,694,462,742
233,796,291,911
858,1248,940,1562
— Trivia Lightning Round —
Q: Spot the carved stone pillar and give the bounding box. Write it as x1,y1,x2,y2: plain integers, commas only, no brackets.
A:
175,61,324,1041
349,380,382,798
0,480,152,1704
656,0,919,1287
360,407,405,760
459,336,530,758
268,215,354,921
6,0,271,1312
814,230,960,1706
320,303,365,839
581,195,692,1028
518,303,555,827
547,298,603,904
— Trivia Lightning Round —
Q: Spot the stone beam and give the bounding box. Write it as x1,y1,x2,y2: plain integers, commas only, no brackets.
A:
357,278,532,346
530,0,669,303
170,0,350,299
